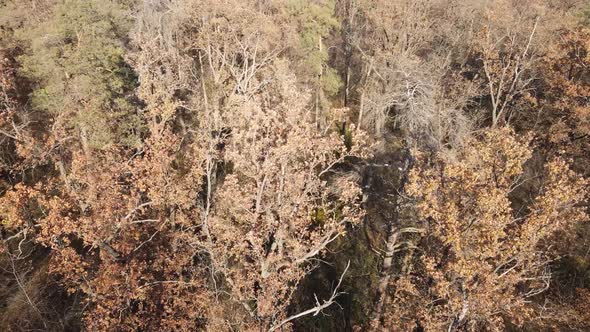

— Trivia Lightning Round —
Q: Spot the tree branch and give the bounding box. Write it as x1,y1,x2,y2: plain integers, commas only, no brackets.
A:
268,261,350,332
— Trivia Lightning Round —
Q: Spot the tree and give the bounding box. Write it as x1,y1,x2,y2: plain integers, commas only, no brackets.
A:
378,128,588,331
344,0,475,150
472,1,541,127
205,59,368,328
15,0,142,154
285,0,341,128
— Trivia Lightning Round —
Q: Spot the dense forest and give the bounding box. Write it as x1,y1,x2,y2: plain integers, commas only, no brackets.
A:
0,0,590,331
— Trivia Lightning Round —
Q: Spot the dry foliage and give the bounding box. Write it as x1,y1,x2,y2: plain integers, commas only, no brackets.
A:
379,128,588,331
0,0,589,331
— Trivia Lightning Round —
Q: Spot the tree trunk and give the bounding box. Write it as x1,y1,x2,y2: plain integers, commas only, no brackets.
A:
316,35,323,129
80,126,91,159
370,227,399,329
357,90,364,131
369,153,413,329
343,0,354,108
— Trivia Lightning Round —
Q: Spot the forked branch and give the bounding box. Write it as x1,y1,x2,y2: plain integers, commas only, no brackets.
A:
268,261,351,332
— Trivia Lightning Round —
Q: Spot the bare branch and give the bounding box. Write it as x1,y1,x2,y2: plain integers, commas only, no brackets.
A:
268,261,350,332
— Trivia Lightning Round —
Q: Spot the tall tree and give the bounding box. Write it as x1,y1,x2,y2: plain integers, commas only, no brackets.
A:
16,0,141,154
378,128,588,331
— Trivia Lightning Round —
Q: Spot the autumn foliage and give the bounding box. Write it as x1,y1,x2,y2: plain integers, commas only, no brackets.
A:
0,0,589,331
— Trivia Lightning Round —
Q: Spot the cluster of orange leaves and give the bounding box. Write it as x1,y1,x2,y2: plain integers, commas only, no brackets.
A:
381,127,588,331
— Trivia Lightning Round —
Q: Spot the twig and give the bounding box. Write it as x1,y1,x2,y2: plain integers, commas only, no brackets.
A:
268,261,350,332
